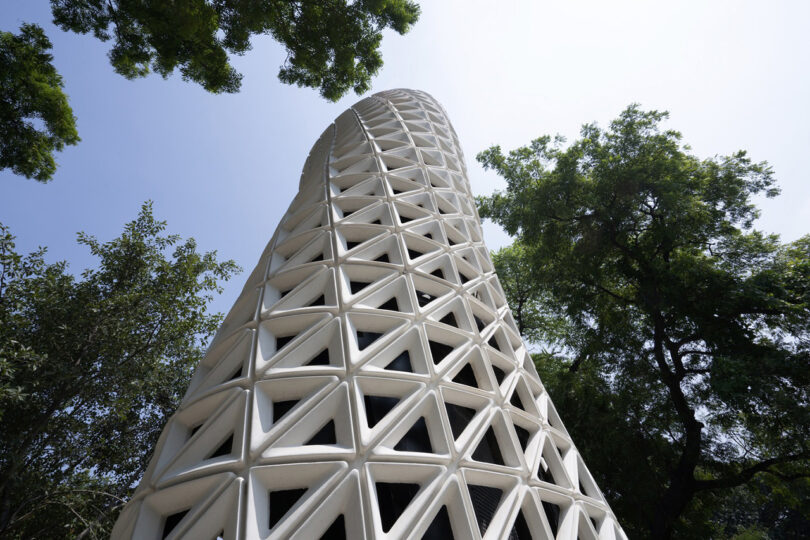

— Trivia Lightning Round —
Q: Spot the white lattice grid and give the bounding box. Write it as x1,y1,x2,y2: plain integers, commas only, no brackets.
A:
111,89,626,540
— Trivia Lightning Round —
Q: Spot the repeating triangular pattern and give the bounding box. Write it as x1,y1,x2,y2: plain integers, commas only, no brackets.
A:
112,89,626,540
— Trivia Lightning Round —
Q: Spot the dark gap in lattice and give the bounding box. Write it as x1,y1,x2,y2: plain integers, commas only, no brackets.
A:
273,400,298,423
458,272,470,284
439,312,458,328
510,389,527,411
310,252,324,262
306,349,330,366
509,510,532,540
188,422,203,439
228,364,243,380
208,433,233,459
514,424,530,452
452,363,478,388
276,335,296,350
279,288,293,298
445,402,476,440
268,488,306,529
371,219,382,225
424,232,434,240
161,508,189,539
422,505,453,539
542,501,561,536
473,315,486,332
407,248,424,260
305,420,336,445
487,335,502,352
350,280,371,295
343,210,355,217
430,268,444,280
448,237,458,246
377,297,400,312
492,365,506,385
357,331,383,350
364,395,400,428
394,417,432,453
428,340,454,364
537,460,554,484
472,427,504,466
374,253,391,263
416,290,436,307
580,479,592,497
319,514,346,540
400,215,413,223
468,484,503,537
590,516,600,532
375,482,420,532
308,294,325,306
346,241,361,251
384,350,412,373
392,188,403,194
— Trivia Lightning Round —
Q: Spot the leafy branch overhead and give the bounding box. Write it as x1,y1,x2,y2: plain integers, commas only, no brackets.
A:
50,0,421,100
477,105,810,538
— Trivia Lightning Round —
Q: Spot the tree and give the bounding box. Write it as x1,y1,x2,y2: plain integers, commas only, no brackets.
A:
477,105,810,538
50,0,421,99
0,23,79,182
0,203,239,538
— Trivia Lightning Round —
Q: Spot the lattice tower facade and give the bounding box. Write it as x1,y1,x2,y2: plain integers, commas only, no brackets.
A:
111,89,626,540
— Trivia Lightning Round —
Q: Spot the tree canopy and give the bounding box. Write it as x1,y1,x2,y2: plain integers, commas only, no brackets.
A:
50,0,420,99
477,106,810,538
0,203,239,538
0,23,79,182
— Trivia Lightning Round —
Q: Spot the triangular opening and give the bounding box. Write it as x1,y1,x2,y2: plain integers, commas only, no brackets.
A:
374,253,390,263
188,422,203,440
273,400,299,423
346,241,361,251
458,272,471,284
452,363,479,388
376,482,420,532
423,505,453,538
513,424,530,452
407,248,424,260
428,340,454,364
473,315,486,332
444,402,477,440
384,350,413,373
357,330,383,350
209,434,233,459
319,514,346,540
305,420,336,445
492,365,506,385
537,459,554,484
364,394,400,428
161,508,189,539
510,389,528,411
415,290,437,307
350,280,372,294
228,364,243,380
394,417,433,453
308,294,325,306
542,501,561,536
488,335,502,352
468,484,503,536
276,334,296,350
305,348,330,366
269,488,307,528
430,268,445,280
511,510,532,539
472,427,504,466
310,252,324,262
377,297,400,312
439,312,458,328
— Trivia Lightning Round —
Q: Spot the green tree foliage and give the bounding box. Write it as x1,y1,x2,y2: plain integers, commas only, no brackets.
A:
477,106,810,538
0,23,79,182
50,0,421,99
0,203,239,538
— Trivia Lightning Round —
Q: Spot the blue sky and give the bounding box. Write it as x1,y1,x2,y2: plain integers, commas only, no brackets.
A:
2,0,809,317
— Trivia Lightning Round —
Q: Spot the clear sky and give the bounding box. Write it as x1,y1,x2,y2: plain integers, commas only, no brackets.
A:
2,0,809,317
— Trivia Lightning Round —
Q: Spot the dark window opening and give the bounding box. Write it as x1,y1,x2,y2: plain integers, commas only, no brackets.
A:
209,434,233,459
472,427,504,465
310,252,324,262
428,340,454,364
513,425,530,452
161,509,189,539
346,241,361,251
458,272,470,284
439,312,458,328
452,363,478,388
374,253,391,263
306,348,330,366
487,335,502,352
188,422,203,439
371,219,382,225
269,488,306,529
273,400,298,423
509,510,532,540
400,215,413,223
491,365,506,385
542,502,561,536
407,248,424,260
510,390,527,411
385,350,412,373
430,268,444,280
305,420,336,445
319,514,346,540
445,403,476,439
228,364,243,380
424,232,434,240
416,290,436,307
537,459,554,484
422,506,453,539
350,280,371,295
468,484,503,537
276,335,296,350
342,210,355,217
394,417,432,453
473,315,486,332
364,395,400,428
377,297,400,311
357,330,383,350
308,294,325,306
376,482,420,532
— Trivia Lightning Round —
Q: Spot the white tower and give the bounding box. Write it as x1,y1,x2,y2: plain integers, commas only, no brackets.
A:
112,89,625,540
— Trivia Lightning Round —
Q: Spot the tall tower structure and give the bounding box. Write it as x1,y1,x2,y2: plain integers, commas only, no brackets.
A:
112,89,625,540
